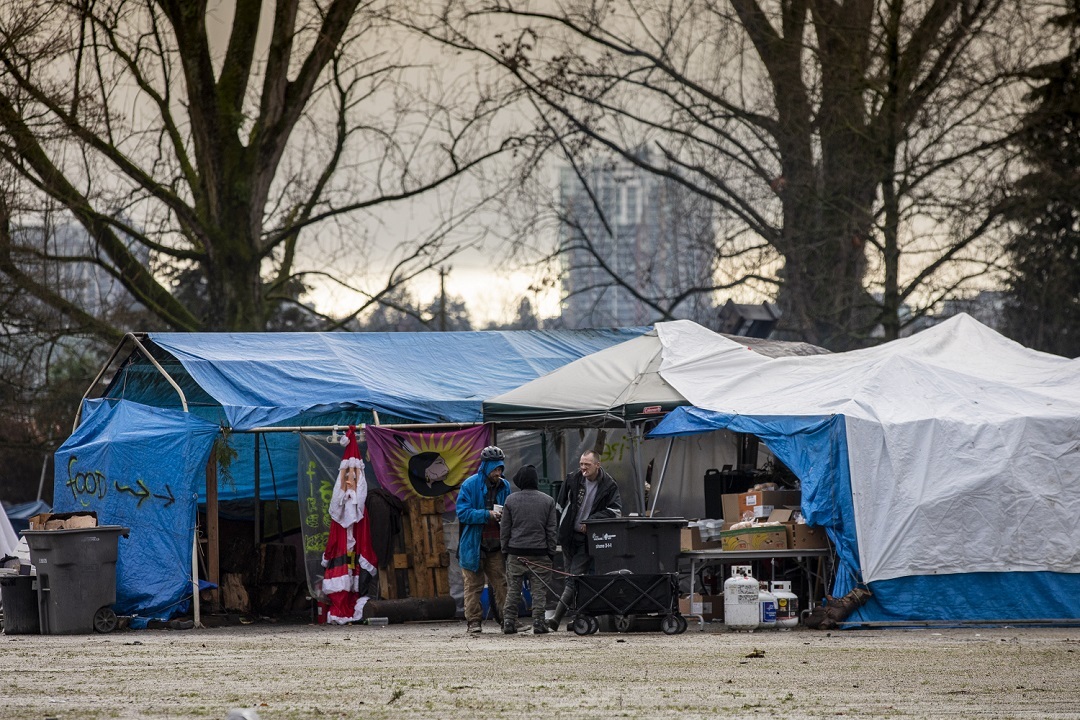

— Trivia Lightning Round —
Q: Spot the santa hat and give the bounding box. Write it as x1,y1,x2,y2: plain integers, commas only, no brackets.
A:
338,425,364,481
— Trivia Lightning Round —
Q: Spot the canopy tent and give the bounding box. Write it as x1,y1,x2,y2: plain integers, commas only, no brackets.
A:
56,327,646,621
484,325,827,427
483,323,828,514
651,314,1080,623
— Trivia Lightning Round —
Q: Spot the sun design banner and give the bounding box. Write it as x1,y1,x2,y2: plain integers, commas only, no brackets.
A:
366,425,491,511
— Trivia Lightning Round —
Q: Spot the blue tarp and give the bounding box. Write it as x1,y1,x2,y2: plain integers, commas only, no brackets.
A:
4,499,51,535
108,329,647,428
53,400,219,620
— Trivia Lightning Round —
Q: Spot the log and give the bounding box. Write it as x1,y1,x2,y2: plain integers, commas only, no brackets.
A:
362,597,457,624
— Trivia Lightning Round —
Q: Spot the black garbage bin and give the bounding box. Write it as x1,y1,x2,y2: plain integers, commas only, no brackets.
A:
1,574,40,634
585,517,685,574
22,526,130,634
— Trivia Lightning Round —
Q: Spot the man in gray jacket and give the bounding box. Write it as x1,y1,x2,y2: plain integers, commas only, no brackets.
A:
500,465,557,635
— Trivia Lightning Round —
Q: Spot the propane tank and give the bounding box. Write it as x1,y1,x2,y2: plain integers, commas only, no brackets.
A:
757,581,777,630
724,565,759,631
770,581,800,629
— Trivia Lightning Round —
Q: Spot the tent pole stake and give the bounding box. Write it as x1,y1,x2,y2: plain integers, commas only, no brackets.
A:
649,437,674,517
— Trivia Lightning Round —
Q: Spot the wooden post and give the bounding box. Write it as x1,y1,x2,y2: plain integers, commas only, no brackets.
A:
206,454,220,611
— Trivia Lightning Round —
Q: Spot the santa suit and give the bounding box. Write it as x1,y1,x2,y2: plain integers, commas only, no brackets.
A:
321,426,378,624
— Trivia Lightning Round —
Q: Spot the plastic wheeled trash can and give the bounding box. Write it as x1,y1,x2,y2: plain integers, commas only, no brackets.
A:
1,574,41,634
585,517,685,574
22,526,130,634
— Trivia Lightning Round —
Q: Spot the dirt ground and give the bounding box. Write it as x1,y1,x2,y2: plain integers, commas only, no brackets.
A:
3,620,1080,719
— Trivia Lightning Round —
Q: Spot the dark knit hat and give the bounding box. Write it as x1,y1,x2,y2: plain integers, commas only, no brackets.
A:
512,464,539,490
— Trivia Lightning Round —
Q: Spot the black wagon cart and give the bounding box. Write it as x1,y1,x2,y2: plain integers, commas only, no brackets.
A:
570,571,687,635
557,516,689,635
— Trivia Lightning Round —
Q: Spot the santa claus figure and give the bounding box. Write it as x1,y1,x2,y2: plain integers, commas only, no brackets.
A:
321,425,378,624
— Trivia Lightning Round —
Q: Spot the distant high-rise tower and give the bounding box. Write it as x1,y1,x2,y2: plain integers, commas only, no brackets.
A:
559,153,715,328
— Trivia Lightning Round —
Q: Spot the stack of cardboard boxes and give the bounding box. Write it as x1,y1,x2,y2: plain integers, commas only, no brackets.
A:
28,511,98,531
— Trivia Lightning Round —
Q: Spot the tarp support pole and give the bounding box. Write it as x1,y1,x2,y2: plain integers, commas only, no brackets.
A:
36,455,48,502
626,422,645,515
74,332,188,431
558,432,567,488
253,434,261,547
192,532,201,628
649,437,674,518
541,432,549,483
205,453,220,612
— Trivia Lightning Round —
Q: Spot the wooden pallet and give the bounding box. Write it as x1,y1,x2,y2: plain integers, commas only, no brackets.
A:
380,496,450,599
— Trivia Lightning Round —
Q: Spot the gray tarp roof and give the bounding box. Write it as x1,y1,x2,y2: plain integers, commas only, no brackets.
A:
483,327,827,427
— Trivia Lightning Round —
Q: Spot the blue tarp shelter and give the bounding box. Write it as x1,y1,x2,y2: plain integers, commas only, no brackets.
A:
650,315,1080,624
54,328,646,620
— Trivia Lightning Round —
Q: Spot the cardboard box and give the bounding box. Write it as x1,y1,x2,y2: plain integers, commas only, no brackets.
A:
719,524,788,551
680,526,723,551
679,593,723,621
721,490,801,527
29,511,97,531
788,523,831,550
766,508,831,550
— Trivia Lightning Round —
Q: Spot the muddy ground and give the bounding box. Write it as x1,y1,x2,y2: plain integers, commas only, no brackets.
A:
3,620,1079,719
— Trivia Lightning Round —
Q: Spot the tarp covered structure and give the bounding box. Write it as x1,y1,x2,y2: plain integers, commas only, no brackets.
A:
57,328,646,619
107,329,648,429
483,323,828,516
483,325,827,427
651,314,1080,623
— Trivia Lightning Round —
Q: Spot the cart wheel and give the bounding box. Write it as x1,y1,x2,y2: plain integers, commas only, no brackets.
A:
572,616,591,636
587,615,600,635
93,607,118,633
675,615,689,634
614,615,633,633
661,615,680,635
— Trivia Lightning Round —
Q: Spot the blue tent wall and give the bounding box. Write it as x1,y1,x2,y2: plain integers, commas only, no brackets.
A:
651,406,861,600
53,400,218,620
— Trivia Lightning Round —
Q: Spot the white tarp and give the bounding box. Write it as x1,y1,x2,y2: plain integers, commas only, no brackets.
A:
0,504,19,558
657,314,1080,584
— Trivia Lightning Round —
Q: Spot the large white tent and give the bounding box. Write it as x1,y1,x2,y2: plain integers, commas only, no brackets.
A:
651,314,1080,622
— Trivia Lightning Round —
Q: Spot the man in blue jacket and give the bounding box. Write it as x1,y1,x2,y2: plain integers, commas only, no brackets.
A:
456,445,511,633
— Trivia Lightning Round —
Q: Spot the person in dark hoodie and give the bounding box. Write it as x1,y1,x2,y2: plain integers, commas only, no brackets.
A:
548,450,622,631
499,465,557,635
456,445,511,633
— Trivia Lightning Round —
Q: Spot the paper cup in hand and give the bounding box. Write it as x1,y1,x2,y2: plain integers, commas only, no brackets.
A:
493,504,503,517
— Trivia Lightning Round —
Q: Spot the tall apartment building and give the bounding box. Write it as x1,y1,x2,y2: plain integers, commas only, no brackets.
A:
559,154,716,328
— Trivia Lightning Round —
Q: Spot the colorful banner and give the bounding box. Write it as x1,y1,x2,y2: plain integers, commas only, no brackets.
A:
297,434,342,600
366,425,491,512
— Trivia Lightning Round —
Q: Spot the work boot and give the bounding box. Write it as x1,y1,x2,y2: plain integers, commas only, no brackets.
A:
547,601,568,631
532,618,549,635
502,619,517,635
467,621,482,634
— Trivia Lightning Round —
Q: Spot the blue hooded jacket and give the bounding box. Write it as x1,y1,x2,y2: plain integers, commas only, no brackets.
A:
456,457,510,573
